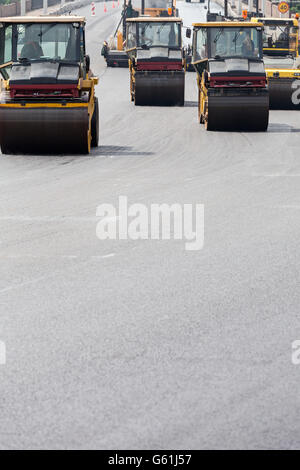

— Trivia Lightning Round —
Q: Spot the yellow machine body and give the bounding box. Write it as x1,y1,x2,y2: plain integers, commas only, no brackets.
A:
251,17,300,108
192,21,269,131
0,16,99,154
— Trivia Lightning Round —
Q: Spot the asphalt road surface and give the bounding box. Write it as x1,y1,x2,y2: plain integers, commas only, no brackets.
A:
0,1,300,450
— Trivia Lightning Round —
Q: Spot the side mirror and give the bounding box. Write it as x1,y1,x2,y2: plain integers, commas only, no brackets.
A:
186,28,191,39
204,5,207,9
86,54,90,72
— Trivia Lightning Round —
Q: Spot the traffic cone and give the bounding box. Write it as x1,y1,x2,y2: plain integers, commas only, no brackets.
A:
112,1,115,7
104,2,107,12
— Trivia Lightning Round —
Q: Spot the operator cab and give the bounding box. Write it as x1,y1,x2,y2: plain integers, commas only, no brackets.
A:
0,17,88,83
126,17,182,62
192,22,265,76
251,17,299,67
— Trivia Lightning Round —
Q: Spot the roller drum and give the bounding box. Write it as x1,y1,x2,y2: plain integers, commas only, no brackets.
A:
206,88,269,132
0,106,89,154
135,70,184,106
268,78,300,110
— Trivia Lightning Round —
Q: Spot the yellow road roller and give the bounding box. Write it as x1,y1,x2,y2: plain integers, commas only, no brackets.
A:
135,0,177,17
103,0,178,68
192,21,269,131
126,16,184,105
0,16,99,154
251,17,300,109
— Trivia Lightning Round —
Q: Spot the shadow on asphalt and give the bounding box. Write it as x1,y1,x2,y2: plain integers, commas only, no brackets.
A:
268,123,300,133
0,146,155,158
93,146,154,156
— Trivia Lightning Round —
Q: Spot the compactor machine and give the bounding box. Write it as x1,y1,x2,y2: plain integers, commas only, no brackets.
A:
251,17,300,109
126,16,184,105
102,0,177,68
192,21,269,130
137,0,177,17
0,16,99,154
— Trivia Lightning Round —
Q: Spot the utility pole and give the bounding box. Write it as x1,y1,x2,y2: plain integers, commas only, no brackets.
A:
43,0,48,15
122,0,127,40
238,0,242,15
224,0,228,18
141,0,145,15
20,0,26,15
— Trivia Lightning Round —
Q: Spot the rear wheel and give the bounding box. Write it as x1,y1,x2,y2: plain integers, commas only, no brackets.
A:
198,89,203,123
91,97,99,147
204,100,214,130
130,75,134,102
199,91,206,125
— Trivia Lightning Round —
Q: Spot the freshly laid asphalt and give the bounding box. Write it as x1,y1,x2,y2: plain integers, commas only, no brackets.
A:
0,1,300,449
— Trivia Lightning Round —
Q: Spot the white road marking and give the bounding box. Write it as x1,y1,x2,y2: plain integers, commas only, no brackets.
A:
98,253,115,259
272,205,300,209
0,253,116,294
0,275,48,295
0,254,117,259
0,216,120,223
252,174,300,177
0,216,99,222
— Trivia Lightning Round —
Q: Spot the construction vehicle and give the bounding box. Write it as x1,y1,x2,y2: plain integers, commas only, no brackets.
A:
192,21,269,130
102,0,138,68
0,16,99,154
251,17,300,109
137,0,177,17
185,12,225,71
102,0,177,68
126,16,184,105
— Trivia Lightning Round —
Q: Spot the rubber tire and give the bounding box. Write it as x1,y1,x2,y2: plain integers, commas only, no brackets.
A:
91,97,99,147
130,75,134,102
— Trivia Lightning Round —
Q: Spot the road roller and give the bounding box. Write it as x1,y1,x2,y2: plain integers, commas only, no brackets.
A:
135,0,177,17
102,0,178,68
0,16,99,154
192,21,269,131
102,0,138,68
251,17,300,109
126,16,185,105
